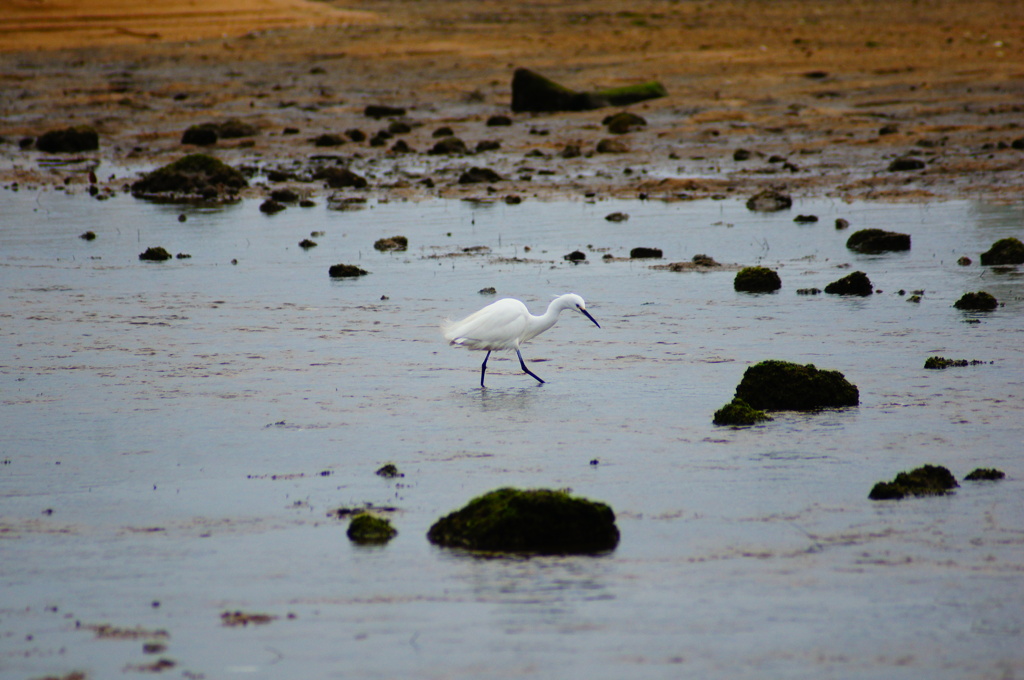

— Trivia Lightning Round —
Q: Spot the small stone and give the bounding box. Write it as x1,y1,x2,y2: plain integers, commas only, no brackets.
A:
328,263,369,278
630,247,662,259
139,246,172,261
745,189,792,212
887,157,926,171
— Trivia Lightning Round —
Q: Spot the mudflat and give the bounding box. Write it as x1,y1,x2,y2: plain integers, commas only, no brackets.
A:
1,0,1022,202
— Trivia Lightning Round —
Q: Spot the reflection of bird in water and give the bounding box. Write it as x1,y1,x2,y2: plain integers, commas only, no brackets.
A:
443,294,600,387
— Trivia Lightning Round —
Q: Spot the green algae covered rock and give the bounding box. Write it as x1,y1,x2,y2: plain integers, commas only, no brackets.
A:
734,266,782,293
734,360,859,411
347,513,397,544
979,237,1024,266
869,464,958,500
713,398,772,426
845,228,911,254
954,291,998,311
427,488,619,554
131,154,248,202
511,68,666,113
964,468,1005,481
824,270,873,296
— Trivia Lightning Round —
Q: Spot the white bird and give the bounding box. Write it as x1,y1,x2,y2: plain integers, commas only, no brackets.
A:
443,293,600,387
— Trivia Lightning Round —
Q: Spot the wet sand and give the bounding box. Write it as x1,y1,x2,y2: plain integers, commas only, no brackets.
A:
2,0,1023,202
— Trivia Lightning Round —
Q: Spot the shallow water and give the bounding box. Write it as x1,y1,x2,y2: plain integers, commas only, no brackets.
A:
2,189,1023,679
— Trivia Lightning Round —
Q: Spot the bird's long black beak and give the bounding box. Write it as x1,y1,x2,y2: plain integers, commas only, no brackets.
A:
579,307,600,329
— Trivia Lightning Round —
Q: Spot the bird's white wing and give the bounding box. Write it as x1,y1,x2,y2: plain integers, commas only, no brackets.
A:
443,299,529,350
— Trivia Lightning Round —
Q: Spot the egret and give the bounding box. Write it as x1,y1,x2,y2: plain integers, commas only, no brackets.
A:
442,293,600,387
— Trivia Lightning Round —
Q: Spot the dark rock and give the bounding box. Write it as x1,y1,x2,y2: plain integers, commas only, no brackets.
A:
745,189,792,212
216,119,259,139
734,266,782,293
924,356,987,369
888,157,926,171
879,123,900,135
373,235,408,252
131,154,247,202
486,115,512,126
176,252,191,259
36,126,99,153
596,138,628,153
824,271,873,296
139,246,172,261
605,212,629,222
312,133,346,147
375,464,404,478
733,359,859,411
259,199,286,214
796,287,821,295
298,239,317,249
713,398,772,426
733,148,753,161
364,105,406,119
387,120,412,135
475,140,501,152
835,218,850,230
957,256,972,266
458,167,502,184
429,137,467,155
869,464,958,500
560,144,582,159
691,254,720,267
794,214,818,223
345,128,367,142
846,228,911,253
630,247,662,259
347,514,397,544
603,111,646,134
964,468,1005,481
564,250,586,262
316,167,367,189
954,291,998,311
427,487,619,554
979,237,1024,265
181,124,218,146
432,126,454,138
79,231,96,241
329,263,369,278
391,139,413,153
270,188,300,203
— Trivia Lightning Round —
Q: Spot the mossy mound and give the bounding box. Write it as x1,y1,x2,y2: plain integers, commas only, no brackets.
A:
511,68,665,113
328,263,369,278
846,228,911,254
427,488,620,554
374,235,408,252
139,246,172,261
713,398,772,426
36,125,99,153
734,266,782,293
824,270,873,296
347,513,397,544
869,464,958,500
131,154,247,202
954,291,998,311
964,468,1005,481
733,360,859,411
979,237,1024,265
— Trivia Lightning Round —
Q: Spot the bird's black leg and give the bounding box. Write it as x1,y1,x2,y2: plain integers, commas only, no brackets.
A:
516,349,545,384
480,350,491,388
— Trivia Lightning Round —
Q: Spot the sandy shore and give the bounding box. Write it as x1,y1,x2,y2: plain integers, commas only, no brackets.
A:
1,0,1022,202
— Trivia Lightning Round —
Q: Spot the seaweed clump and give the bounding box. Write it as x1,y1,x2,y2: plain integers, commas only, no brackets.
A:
954,291,998,311
712,398,772,426
347,513,397,544
374,236,408,252
868,464,958,500
924,356,988,369
733,359,859,411
845,228,911,254
139,246,172,261
964,468,1005,481
427,488,619,554
734,266,781,293
328,263,369,278
824,270,873,296
131,154,247,202
979,237,1024,265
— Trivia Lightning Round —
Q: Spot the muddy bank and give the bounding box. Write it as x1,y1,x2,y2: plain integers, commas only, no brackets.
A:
1,0,1022,203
